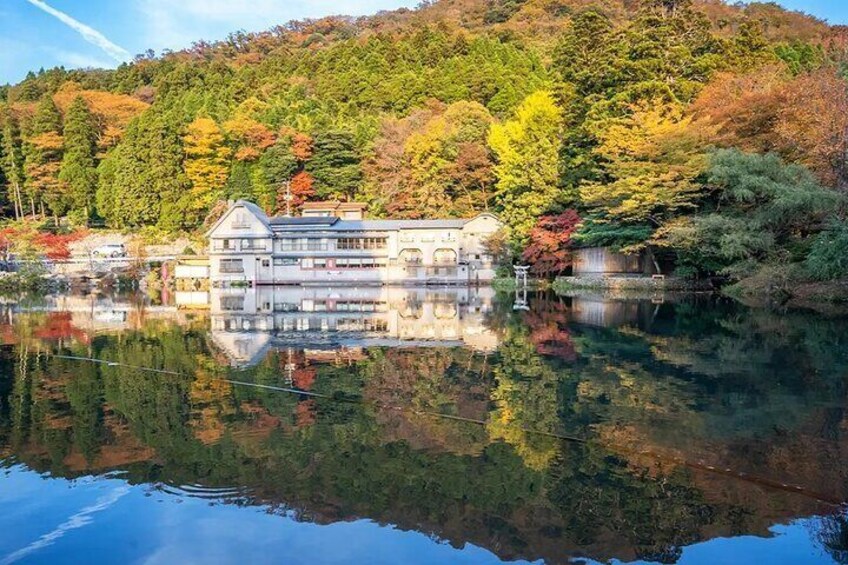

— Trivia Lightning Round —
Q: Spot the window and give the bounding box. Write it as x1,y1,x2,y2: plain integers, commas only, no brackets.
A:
314,258,327,269
220,296,245,311
232,212,249,228
302,258,314,269
219,258,243,273
280,238,327,251
242,239,266,251
223,239,234,250
338,238,372,250
274,258,298,266
363,237,387,250
399,249,423,265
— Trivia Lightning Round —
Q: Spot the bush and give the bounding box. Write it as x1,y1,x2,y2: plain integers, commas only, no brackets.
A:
806,220,848,281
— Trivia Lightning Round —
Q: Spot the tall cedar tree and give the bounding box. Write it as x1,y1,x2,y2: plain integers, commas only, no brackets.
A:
24,94,63,218
1,112,25,219
306,131,363,201
59,96,98,219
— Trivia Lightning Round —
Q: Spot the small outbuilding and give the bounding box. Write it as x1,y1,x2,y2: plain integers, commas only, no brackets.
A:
572,247,658,277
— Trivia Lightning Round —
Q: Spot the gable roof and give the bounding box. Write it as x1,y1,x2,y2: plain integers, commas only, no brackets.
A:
205,200,273,237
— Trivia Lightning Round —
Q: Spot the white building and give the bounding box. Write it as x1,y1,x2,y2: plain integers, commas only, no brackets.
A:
206,200,503,286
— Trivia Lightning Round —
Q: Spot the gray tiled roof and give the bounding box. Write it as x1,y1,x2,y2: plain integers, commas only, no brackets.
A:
269,217,339,226
271,219,468,232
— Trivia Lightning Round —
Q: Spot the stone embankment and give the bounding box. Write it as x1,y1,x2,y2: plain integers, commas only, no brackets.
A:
553,275,713,293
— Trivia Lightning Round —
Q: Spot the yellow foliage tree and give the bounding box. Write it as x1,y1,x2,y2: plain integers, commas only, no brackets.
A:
580,102,709,231
183,117,232,226
488,91,562,240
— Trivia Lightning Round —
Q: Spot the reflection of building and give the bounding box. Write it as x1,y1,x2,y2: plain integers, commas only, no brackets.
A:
569,296,660,328
209,286,500,367
206,200,502,286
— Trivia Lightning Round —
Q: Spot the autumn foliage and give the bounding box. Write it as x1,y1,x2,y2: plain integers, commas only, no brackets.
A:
521,210,581,277
0,224,87,260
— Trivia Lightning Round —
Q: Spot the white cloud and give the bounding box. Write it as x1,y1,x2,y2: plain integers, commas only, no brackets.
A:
23,0,131,62
52,50,115,70
0,486,130,565
134,0,418,51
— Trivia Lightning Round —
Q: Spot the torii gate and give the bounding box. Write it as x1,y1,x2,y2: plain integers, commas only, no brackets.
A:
513,266,530,311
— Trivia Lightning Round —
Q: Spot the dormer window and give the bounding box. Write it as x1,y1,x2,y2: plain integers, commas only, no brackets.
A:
232,211,250,229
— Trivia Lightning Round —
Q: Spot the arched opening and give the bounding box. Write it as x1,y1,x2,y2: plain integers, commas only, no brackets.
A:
433,248,457,265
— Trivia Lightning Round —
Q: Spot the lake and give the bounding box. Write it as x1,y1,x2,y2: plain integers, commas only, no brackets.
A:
0,287,847,564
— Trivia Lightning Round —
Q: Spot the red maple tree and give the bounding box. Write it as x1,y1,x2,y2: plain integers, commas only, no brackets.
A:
521,210,581,278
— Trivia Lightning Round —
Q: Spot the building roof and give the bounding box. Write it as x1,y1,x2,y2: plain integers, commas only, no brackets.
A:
207,200,501,236
301,201,366,211
204,199,273,237
270,218,469,232
269,216,340,227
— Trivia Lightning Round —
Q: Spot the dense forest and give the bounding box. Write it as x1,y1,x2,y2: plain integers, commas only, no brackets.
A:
1,0,847,289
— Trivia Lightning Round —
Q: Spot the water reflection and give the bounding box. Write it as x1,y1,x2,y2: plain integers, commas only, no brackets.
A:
208,286,499,367
0,289,847,564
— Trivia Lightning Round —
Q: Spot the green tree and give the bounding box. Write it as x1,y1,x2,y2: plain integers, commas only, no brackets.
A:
1,111,25,219
656,150,840,277
59,96,98,220
805,219,848,281
488,91,562,240
97,110,187,229
578,101,708,251
23,94,63,218
306,131,363,200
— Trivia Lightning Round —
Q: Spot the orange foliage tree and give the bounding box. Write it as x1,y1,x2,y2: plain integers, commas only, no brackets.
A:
53,82,149,154
521,210,581,278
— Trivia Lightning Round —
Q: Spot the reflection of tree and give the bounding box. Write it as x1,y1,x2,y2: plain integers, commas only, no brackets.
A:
3,299,848,565
521,297,575,361
487,326,561,471
190,358,234,444
361,348,491,455
815,511,848,564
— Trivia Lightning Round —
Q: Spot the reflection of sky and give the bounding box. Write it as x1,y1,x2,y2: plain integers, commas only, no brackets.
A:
0,467,534,565
0,467,839,565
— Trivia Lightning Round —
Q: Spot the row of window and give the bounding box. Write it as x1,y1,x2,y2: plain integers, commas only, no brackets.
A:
221,257,393,272
220,256,488,274
216,239,268,252
337,237,388,250
216,235,472,252
216,316,390,333
399,232,457,243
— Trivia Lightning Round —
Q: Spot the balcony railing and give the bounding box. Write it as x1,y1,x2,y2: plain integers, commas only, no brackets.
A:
279,243,329,252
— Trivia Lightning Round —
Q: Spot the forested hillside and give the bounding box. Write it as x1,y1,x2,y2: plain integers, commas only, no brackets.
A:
1,0,847,288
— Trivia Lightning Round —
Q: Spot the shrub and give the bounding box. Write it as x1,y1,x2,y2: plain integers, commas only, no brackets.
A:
806,220,848,281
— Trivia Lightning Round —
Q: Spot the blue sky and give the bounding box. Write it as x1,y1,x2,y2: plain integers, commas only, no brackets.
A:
0,0,845,85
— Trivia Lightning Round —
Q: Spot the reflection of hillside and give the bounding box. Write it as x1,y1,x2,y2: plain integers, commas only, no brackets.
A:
1,295,847,563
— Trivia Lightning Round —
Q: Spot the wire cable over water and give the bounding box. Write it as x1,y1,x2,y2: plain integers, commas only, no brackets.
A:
51,354,845,508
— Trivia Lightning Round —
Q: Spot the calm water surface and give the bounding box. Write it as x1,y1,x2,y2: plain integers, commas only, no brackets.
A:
0,287,847,564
